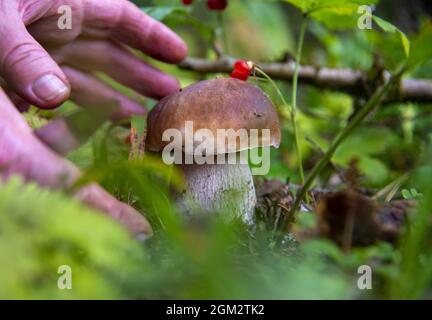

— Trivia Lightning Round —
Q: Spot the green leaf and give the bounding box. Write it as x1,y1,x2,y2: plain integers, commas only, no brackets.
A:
64,105,113,144
142,6,214,43
358,156,389,185
282,0,379,14
281,0,306,12
372,16,410,56
400,33,411,57
406,22,432,69
271,0,378,30
333,127,396,185
334,127,396,161
309,1,377,30
310,9,358,29
401,189,412,199
141,6,189,21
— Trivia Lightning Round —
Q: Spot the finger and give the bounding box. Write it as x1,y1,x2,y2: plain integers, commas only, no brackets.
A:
62,66,147,119
0,86,79,188
25,1,83,47
6,91,31,113
34,118,80,156
51,39,180,99
82,0,187,63
0,78,30,112
75,184,153,238
35,67,147,155
0,19,70,109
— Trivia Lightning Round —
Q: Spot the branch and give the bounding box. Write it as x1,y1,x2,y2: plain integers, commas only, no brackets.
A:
179,57,432,104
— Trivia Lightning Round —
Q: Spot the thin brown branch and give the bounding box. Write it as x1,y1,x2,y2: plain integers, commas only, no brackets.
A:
179,57,432,104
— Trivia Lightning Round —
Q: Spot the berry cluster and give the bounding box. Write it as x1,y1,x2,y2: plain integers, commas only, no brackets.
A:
181,0,228,11
230,60,253,81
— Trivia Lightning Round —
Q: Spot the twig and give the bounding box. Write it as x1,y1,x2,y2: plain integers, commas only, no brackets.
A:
179,57,432,103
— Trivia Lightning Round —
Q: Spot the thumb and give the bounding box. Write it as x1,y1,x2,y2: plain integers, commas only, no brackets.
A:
0,20,70,109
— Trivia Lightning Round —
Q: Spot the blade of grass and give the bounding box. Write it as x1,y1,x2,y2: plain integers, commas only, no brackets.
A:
372,173,409,201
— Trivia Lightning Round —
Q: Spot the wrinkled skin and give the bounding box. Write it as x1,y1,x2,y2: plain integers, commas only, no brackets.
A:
0,0,187,109
0,0,189,237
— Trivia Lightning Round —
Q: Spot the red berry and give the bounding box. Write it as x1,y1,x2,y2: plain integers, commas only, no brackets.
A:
230,70,249,81
207,0,228,11
234,60,252,75
182,0,193,5
230,60,253,81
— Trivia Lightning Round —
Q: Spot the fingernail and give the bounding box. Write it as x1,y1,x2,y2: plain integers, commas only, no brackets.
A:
32,74,69,103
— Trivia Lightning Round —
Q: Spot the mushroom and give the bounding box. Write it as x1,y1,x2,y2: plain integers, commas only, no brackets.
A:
146,78,281,223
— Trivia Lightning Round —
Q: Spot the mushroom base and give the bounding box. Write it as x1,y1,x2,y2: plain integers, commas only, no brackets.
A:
177,162,256,224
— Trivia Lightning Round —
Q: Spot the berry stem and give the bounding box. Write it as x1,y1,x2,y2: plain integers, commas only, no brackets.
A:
254,67,288,112
291,15,308,185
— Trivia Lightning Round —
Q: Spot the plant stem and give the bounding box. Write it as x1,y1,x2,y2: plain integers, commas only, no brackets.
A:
255,67,288,111
283,65,406,230
291,15,308,184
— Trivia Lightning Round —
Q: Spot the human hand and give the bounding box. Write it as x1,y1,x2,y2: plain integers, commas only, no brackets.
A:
0,0,187,112
0,0,189,238
0,86,153,238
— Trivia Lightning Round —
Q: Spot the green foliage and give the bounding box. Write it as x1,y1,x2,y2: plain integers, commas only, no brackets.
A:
0,178,146,299
3,0,432,300
401,188,423,201
276,0,411,60
142,5,190,21
372,16,410,56
282,0,379,15
388,155,432,298
0,177,355,299
278,0,377,30
142,5,215,44
333,127,397,185
406,23,432,70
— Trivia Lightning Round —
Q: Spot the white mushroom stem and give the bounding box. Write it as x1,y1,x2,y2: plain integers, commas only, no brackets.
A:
177,162,256,224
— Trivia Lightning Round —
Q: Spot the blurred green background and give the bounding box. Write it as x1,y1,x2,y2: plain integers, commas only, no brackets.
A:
1,0,432,299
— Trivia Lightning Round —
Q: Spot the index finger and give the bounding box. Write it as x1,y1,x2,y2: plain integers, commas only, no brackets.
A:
83,0,188,63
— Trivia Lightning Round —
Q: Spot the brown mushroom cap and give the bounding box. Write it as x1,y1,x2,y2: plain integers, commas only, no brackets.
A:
146,78,281,155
